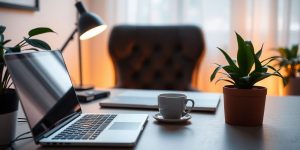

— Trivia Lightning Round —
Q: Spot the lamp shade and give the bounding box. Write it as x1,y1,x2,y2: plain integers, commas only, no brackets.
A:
75,1,107,40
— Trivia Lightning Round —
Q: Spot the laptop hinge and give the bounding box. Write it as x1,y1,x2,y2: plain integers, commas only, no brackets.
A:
36,112,81,142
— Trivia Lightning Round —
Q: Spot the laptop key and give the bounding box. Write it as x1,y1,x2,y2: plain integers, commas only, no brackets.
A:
52,114,116,140
82,136,89,140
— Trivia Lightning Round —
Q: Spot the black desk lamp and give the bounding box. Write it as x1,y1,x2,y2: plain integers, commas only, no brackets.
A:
61,1,107,91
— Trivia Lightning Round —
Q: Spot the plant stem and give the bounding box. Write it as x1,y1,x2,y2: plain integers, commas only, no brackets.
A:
15,36,31,47
19,42,28,48
15,39,25,47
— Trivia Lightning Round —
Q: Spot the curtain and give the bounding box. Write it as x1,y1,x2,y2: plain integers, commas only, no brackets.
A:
103,0,300,95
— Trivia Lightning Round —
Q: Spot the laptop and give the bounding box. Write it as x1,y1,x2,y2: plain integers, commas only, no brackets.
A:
99,89,220,112
4,50,148,146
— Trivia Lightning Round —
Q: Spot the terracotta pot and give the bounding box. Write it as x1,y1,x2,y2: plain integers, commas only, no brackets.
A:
284,77,300,95
223,85,267,126
0,89,19,145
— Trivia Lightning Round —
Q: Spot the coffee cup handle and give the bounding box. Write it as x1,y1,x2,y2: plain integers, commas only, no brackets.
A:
183,99,195,116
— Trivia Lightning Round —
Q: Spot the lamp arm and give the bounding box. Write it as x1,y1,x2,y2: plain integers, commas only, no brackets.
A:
61,28,78,52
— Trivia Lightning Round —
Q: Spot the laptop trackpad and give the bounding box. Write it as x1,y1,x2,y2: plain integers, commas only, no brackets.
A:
109,122,140,130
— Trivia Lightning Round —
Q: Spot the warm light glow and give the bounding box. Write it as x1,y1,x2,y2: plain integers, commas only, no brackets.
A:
80,25,107,40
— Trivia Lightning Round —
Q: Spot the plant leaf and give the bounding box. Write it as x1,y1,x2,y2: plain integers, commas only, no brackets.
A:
217,72,232,77
290,45,298,58
222,65,241,77
24,38,51,50
22,48,40,51
245,41,255,54
262,57,280,67
253,55,262,72
256,44,263,58
215,77,235,85
217,47,239,71
266,65,287,85
248,42,263,73
266,65,279,72
2,39,11,45
237,76,253,89
278,48,287,58
222,65,240,83
261,56,281,64
272,73,288,86
236,33,254,76
251,72,271,85
266,69,287,86
0,34,3,43
222,65,237,73
210,64,223,82
28,27,55,37
285,48,292,60
0,25,5,34
261,66,268,72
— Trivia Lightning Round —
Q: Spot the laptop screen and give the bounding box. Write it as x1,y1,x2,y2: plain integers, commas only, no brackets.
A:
5,50,81,141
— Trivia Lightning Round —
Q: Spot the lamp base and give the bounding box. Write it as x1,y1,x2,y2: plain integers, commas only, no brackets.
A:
74,85,94,91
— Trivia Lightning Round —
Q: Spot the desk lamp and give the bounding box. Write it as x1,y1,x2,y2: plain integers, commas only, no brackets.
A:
61,1,107,91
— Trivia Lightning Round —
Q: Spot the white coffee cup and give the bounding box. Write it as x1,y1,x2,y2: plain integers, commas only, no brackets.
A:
158,93,195,119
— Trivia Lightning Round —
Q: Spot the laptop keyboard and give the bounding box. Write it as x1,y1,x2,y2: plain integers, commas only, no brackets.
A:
52,114,117,140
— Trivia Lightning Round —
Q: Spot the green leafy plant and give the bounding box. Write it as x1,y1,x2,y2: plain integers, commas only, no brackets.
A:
0,25,55,95
274,45,300,80
210,33,286,89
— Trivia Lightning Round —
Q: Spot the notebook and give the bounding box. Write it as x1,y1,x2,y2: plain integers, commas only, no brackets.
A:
99,90,221,112
4,50,148,147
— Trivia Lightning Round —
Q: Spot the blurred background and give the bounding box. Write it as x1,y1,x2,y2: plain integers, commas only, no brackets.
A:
0,0,299,95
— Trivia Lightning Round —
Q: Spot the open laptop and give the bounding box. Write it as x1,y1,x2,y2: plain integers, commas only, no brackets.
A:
100,90,220,112
4,50,148,146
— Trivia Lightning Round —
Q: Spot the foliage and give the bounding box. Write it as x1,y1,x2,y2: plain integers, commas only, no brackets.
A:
210,32,286,89
275,45,300,79
0,25,55,95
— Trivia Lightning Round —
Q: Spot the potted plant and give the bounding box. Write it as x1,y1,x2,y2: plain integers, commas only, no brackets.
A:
210,33,286,126
0,25,54,145
274,45,300,95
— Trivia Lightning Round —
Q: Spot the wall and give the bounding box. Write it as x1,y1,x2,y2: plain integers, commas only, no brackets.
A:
0,0,92,86
1,0,288,95
87,0,293,95
89,0,115,88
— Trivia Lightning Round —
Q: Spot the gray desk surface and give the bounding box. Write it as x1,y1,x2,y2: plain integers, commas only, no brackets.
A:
13,89,300,150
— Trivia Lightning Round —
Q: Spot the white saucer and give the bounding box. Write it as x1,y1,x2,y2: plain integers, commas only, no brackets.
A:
153,113,192,123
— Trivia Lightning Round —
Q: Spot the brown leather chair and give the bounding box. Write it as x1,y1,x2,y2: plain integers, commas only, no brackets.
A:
109,25,205,91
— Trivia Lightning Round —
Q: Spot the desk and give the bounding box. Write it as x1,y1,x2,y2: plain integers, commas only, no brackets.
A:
13,89,300,150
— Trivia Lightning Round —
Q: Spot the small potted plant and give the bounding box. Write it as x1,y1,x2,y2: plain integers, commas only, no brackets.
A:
210,33,286,126
274,45,300,95
0,25,54,145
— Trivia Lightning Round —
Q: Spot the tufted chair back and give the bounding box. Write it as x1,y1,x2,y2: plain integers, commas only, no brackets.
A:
109,25,205,91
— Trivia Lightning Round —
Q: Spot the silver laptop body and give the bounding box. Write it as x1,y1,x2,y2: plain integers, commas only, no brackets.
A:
100,90,220,112
4,50,148,146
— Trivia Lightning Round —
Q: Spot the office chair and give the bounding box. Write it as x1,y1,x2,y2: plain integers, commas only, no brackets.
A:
108,25,205,91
